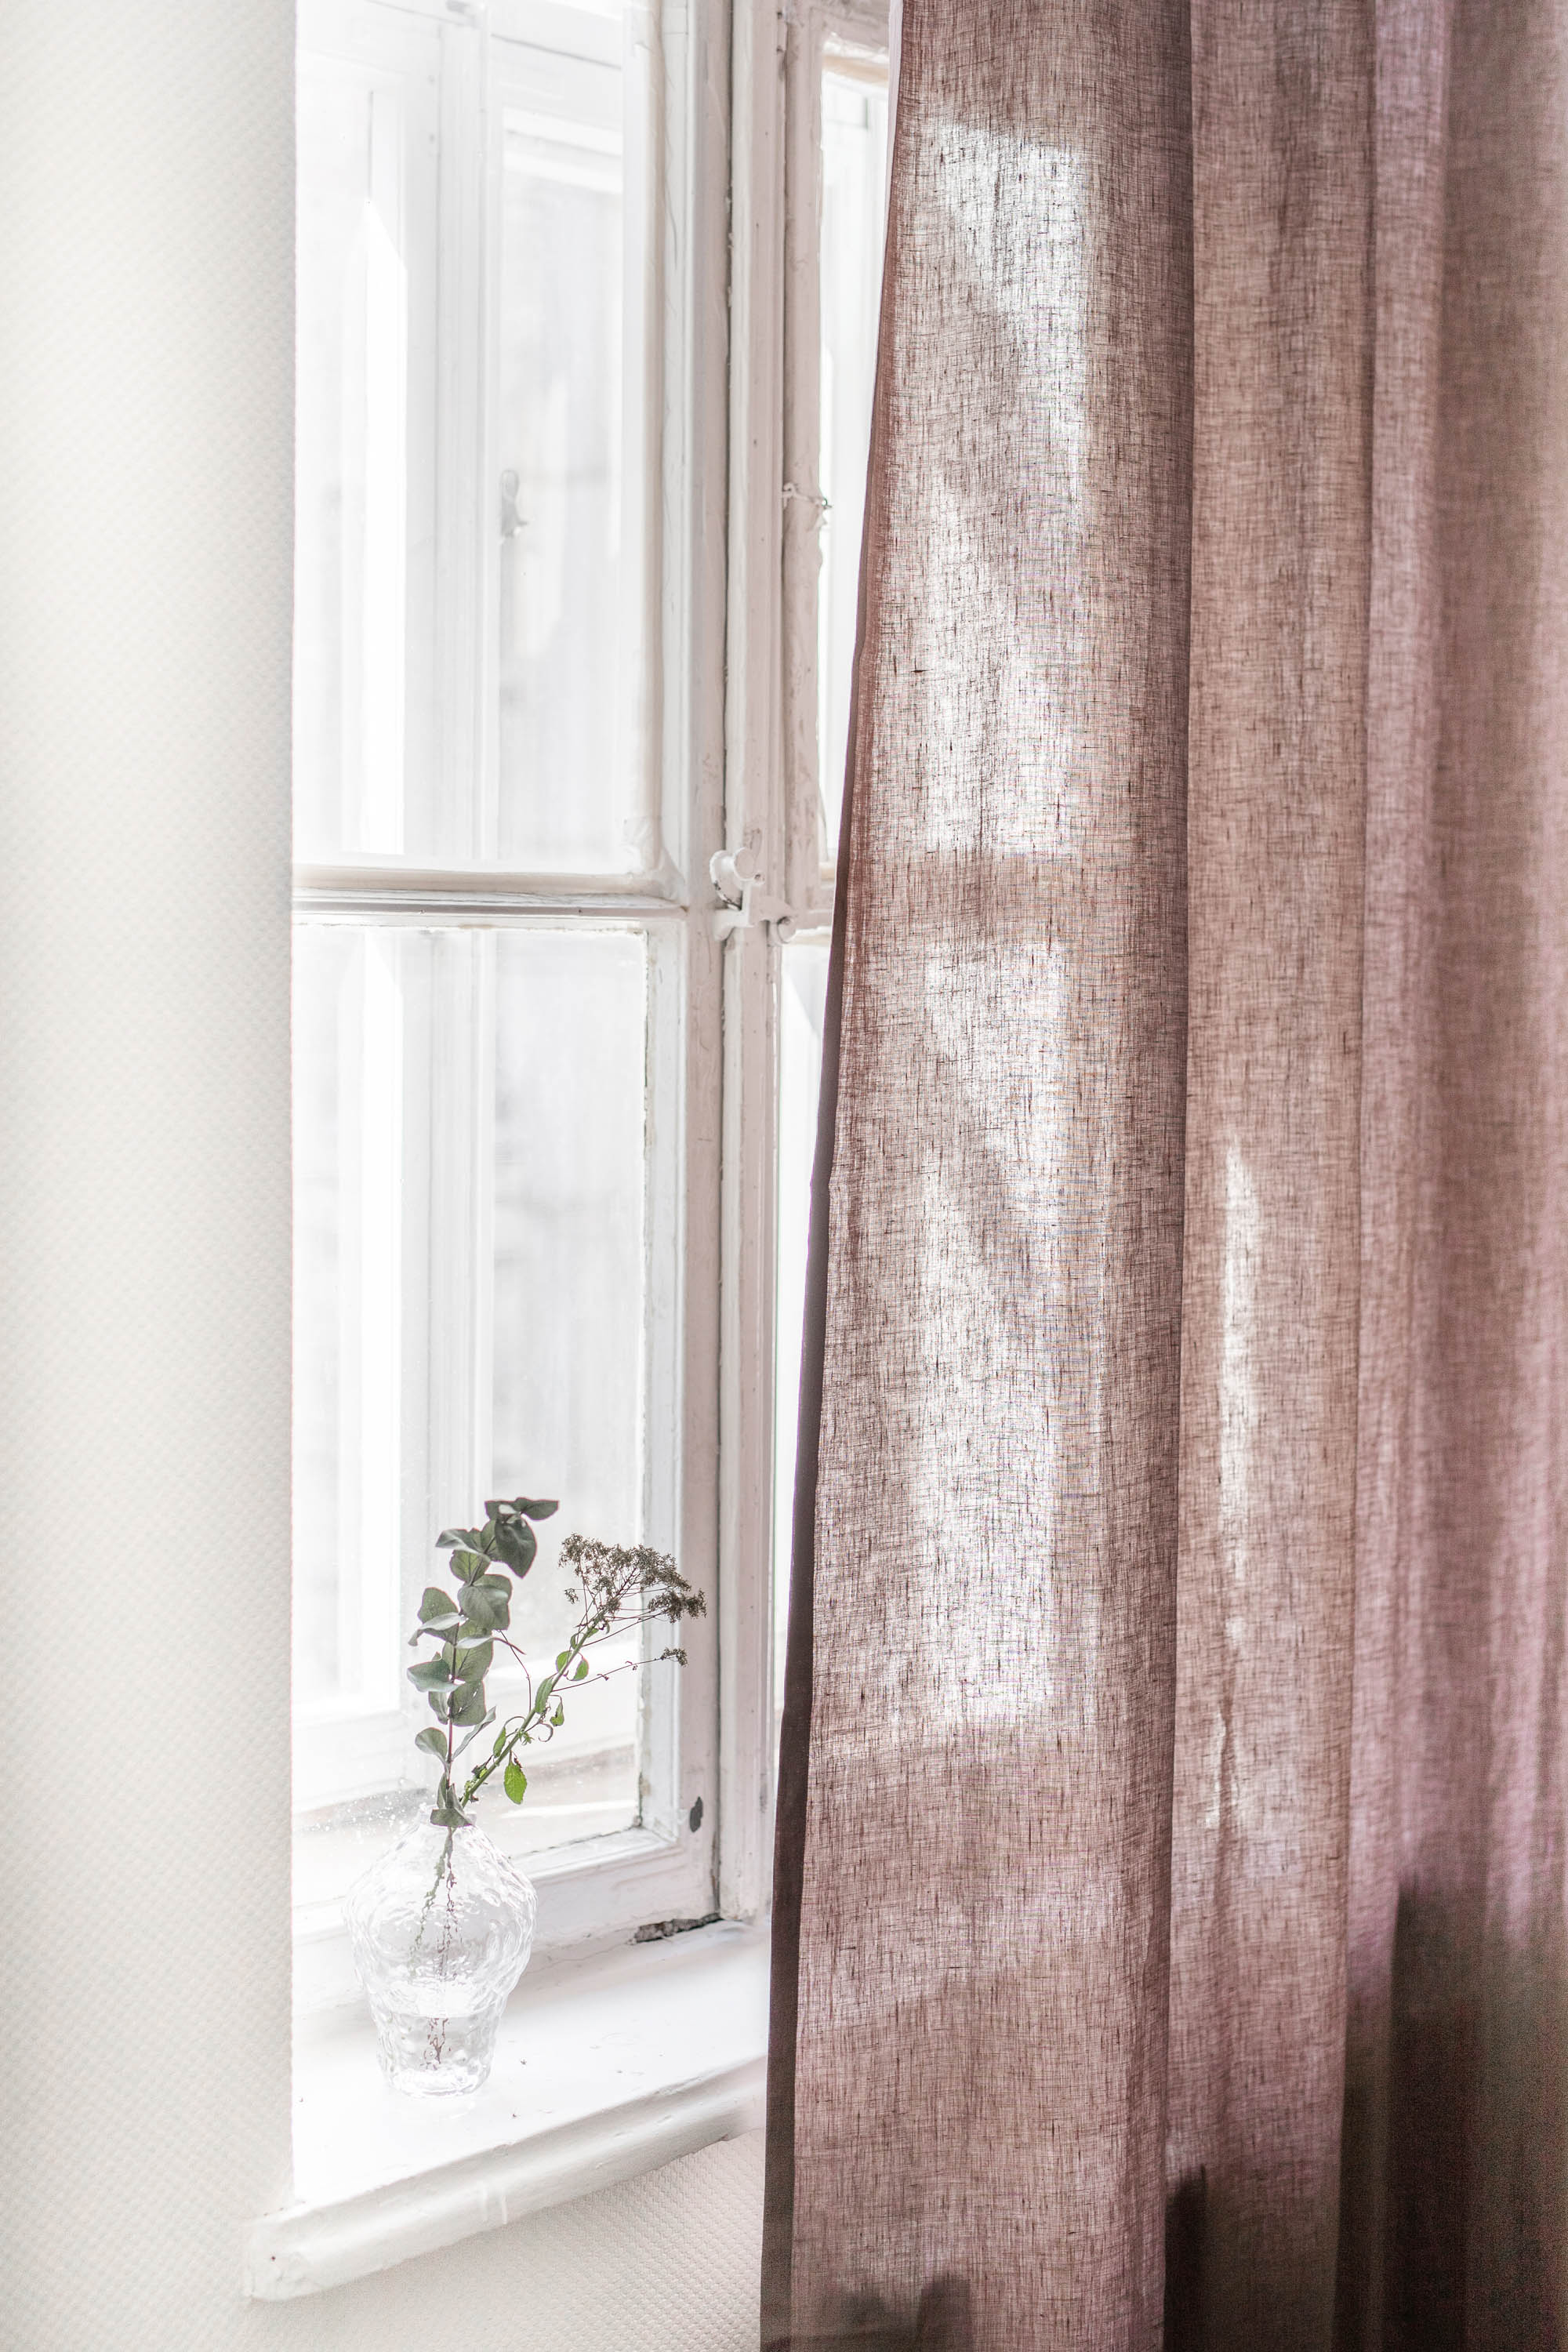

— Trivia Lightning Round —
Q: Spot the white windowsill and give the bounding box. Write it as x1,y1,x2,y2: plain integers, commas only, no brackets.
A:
245,1919,769,2300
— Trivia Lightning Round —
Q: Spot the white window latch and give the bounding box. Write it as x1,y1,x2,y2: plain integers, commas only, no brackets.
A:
710,848,795,942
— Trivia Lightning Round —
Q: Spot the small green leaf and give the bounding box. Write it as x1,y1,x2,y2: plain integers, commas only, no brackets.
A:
574,1656,589,1679
474,1572,513,1599
459,1589,502,1634
456,1638,493,1684
462,1606,510,1642
414,1726,448,1757
450,1682,488,1726
534,1675,555,1711
555,1650,570,1671
419,1585,459,1624
503,1760,527,1803
550,1704,564,1726
408,1657,456,1691
515,1497,558,1520
492,1729,508,1758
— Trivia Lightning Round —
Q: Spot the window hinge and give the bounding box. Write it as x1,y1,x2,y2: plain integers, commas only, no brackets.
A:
782,480,831,523
710,848,795,942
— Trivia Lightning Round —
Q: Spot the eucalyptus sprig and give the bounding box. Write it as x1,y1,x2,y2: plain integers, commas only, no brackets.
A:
406,1497,705,1829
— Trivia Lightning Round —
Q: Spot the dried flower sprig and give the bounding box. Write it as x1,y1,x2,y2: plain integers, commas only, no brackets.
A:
405,1496,705,1829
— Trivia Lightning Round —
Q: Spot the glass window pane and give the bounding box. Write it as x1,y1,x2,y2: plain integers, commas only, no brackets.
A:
480,927,648,1853
294,21,439,863
494,16,652,873
293,916,656,1878
818,63,888,869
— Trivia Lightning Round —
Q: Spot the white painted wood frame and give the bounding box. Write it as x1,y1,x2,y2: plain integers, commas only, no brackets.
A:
292,0,736,2002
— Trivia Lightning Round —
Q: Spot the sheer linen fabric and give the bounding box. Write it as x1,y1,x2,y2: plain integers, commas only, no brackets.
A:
765,2,1568,2347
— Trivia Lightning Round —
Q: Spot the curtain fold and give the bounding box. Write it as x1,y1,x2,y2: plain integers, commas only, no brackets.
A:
764,2,1568,2347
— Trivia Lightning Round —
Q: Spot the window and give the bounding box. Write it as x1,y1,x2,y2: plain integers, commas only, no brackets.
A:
291,0,888,2005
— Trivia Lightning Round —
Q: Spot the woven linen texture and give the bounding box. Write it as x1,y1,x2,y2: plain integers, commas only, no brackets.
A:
765,2,1568,2347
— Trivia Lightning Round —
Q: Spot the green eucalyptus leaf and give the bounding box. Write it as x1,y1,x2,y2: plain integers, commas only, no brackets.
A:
408,1657,456,1691
491,1520,536,1577
534,1675,555,1711
555,1651,570,1671
474,1573,512,1599
574,1656,589,1679
450,1682,487,1726
503,1760,527,1804
414,1726,448,1757
456,1639,493,1683
459,1589,501,1633
516,1497,558,1520
419,1586,459,1624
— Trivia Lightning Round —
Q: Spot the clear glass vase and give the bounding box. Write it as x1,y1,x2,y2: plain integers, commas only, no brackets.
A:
345,1817,538,2095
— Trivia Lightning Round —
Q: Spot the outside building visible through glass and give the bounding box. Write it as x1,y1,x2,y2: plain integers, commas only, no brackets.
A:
486,930,647,1850
293,36,436,861
496,55,651,872
292,0,652,872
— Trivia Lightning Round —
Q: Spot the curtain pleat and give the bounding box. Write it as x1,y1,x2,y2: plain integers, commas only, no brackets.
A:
1167,4,1373,2345
764,2,1568,2347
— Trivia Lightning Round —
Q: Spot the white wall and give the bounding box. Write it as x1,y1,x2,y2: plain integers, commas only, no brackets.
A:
0,5,762,2343
256,2137,764,2352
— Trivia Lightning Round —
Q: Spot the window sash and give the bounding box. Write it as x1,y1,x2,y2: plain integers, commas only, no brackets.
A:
292,0,728,1967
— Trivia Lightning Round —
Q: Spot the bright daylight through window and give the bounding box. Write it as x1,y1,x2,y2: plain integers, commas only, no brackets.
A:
290,0,887,2004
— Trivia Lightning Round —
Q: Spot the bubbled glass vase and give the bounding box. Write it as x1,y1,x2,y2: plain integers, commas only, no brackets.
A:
345,1817,538,2095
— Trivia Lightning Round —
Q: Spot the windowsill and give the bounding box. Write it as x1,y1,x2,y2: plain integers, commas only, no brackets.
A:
245,1918,770,2299
292,1818,711,2016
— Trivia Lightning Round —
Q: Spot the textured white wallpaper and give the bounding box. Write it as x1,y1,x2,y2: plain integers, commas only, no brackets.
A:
0,4,761,2344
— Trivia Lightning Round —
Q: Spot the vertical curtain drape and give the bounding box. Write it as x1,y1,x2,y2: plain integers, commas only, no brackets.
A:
764,2,1568,2347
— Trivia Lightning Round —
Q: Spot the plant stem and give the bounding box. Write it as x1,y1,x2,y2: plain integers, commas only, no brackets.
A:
460,1614,632,1806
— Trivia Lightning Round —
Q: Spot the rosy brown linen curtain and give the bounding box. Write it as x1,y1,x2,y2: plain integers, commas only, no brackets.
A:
764,2,1568,2347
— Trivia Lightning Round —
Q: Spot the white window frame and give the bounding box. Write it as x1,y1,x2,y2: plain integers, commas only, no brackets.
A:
288,0,888,2042
292,0,746,2008
264,0,893,2288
